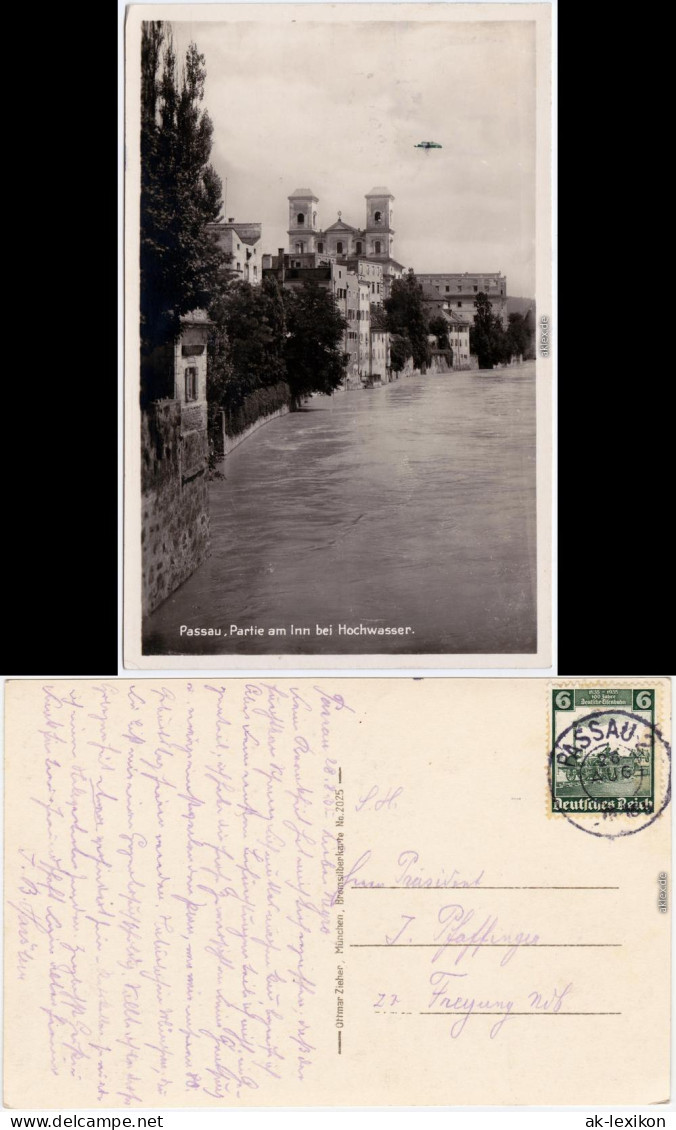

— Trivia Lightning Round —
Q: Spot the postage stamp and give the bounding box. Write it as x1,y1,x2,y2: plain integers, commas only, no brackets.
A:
551,687,657,816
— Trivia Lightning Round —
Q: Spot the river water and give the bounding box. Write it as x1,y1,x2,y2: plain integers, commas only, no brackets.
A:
144,362,537,657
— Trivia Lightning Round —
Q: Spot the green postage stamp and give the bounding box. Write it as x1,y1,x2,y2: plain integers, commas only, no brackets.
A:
551,687,655,815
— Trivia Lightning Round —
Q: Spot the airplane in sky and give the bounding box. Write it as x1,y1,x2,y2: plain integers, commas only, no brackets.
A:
414,141,443,149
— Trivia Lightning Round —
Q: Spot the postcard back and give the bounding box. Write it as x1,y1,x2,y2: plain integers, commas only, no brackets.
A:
3,677,670,1106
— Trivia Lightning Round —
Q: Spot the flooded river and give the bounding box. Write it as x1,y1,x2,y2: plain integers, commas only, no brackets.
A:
144,363,537,657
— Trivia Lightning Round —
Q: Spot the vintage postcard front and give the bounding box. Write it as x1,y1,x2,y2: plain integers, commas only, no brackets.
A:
123,3,552,668
4,678,670,1106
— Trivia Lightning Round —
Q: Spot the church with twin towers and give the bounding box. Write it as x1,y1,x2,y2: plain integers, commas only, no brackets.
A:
286,186,405,298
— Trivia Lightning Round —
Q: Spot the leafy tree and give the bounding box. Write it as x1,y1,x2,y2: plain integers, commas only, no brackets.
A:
210,280,286,402
205,276,290,463
384,273,431,370
524,307,536,359
428,315,450,350
140,21,227,402
389,333,413,373
284,282,347,407
260,275,287,379
505,312,532,361
206,320,234,468
470,292,508,369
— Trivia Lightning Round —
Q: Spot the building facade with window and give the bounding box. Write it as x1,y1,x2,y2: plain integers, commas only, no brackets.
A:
369,331,390,382
286,187,404,298
261,249,350,297
141,309,211,615
341,272,362,385
344,257,384,304
444,309,471,370
206,219,263,285
421,289,471,369
416,272,508,325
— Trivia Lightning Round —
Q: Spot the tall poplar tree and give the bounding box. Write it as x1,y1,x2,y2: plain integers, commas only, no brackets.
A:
384,273,431,371
140,21,226,402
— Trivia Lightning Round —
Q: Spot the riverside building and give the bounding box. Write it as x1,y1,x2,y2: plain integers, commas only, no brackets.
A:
286,187,405,299
416,272,508,325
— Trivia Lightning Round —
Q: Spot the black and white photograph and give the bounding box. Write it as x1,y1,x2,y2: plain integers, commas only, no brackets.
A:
125,3,552,667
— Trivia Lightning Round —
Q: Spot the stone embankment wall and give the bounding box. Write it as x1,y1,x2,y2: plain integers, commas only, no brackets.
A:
142,399,209,614
222,403,291,455
428,351,452,374
220,381,292,456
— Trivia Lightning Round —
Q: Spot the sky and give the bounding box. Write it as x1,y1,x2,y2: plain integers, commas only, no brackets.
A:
171,14,536,296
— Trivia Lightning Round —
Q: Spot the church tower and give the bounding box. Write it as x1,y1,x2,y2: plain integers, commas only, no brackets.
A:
287,188,319,254
364,187,394,260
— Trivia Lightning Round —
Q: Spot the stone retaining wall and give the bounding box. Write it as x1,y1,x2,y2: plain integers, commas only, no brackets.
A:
142,400,210,614
222,402,291,456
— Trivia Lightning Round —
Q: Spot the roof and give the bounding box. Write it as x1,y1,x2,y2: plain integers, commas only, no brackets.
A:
289,188,318,199
366,186,394,197
420,294,470,326
417,271,504,279
234,230,260,246
324,218,358,233
206,221,261,246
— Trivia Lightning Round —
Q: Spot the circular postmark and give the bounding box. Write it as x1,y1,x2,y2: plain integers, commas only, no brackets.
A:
550,708,671,839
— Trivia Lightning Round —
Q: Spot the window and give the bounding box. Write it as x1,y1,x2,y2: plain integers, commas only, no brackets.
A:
184,367,198,402
457,301,462,307
237,261,241,270
457,285,462,291
374,210,382,223
337,242,343,253
313,212,317,225
445,285,450,292
375,241,381,254
356,241,362,254
473,286,478,293
317,241,324,252
253,265,257,278
297,212,305,225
